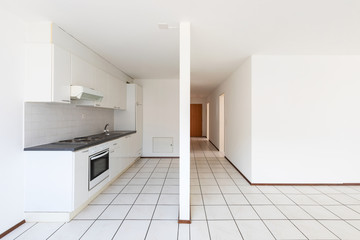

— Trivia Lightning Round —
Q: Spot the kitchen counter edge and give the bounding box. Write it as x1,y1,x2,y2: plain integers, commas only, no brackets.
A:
24,131,137,152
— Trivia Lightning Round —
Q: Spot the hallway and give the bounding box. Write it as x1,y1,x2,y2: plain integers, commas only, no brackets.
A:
5,138,360,239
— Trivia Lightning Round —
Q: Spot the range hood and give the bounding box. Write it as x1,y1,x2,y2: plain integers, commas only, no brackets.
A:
70,86,104,101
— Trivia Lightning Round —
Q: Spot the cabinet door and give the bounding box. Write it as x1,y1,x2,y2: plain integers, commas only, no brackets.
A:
95,68,111,108
109,75,127,110
73,148,89,209
52,45,71,103
118,79,127,110
71,54,96,89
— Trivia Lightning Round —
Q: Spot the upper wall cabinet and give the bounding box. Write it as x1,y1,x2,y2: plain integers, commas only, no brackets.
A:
25,44,71,103
71,54,96,89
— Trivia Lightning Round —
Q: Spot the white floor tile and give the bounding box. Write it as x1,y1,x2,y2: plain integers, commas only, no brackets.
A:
320,220,360,239
81,220,122,240
146,178,165,185
162,185,179,194
257,186,281,194
126,205,156,219
208,220,243,240
122,185,143,194
264,220,306,240
325,205,360,219
146,220,178,240
190,221,210,240
265,194,295,205
15,223,64,240
253,205,287,219
244,194,272,205
141,185,162,194
236,220,275,240
191,206,207,220
277,205,313,219
112,193,138,204
219,185,241,194
301,206,340,219
224,194,249,205
153,205,179,219
205,206,233,220
239,186,261,194
102,185,124,194
229,206,259,219
74,205,107,219
347,220,360,230
203,194,227,205
135,194,159,205
286,194,318,205
308,194,341,205
328,194,360,205
201,186,221,194
158,194,179,205
48,220,94,240
113,220,150,240
99,205,131,219
178,224,189,240
90,194,117,205
292,220,338,239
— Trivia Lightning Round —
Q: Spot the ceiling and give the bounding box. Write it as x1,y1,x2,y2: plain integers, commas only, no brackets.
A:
2,0,360,98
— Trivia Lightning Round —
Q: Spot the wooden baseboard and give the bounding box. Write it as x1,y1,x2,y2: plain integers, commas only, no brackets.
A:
224,156,252,185
209,140,219,151
0,220,25,239
178,219,191,224
224,156,360,186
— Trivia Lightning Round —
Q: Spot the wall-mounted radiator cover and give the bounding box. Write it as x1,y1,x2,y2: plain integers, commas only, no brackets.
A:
152,137,173,153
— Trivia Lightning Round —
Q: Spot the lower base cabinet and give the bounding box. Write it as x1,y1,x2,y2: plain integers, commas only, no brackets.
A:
24,133,141,222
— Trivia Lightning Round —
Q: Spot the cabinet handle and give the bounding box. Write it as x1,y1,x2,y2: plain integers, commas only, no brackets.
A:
113,143,117,146
95,104,100,107
62,100,70,102
110,150,115,153
82,150,89,153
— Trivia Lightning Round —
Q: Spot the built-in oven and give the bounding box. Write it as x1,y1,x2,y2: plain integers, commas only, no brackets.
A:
88,147,109,190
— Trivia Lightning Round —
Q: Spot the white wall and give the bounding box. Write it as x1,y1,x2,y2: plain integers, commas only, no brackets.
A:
208,55,360,184
190,97,207,137
0,9,26,234
134,79,179,157
251,55,360,183
207,58,252,180
24,103,114,147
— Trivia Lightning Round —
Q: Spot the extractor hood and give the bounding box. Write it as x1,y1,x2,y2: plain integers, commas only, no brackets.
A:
70,86,104,101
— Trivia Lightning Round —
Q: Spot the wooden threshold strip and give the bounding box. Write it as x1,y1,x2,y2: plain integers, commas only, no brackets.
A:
0,220,26,239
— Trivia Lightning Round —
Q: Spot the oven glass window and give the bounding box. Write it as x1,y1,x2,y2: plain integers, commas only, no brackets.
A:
90,154,109,181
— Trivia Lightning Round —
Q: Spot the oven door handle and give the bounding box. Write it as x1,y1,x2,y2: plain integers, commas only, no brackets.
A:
90,151,109,160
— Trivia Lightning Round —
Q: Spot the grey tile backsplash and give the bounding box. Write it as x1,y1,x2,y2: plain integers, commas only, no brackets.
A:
24,102,114,147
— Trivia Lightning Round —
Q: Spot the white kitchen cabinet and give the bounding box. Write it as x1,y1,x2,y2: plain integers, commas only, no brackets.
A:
70,54,96,89
108,74,127,110
25,44,71,103
114,84,143,157
95,68,111,108
73,148,89,209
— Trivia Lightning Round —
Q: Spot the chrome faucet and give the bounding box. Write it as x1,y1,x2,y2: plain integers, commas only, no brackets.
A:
104,123,110,135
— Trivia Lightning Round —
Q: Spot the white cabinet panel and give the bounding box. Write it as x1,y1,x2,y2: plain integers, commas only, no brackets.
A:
153,137,173,153
73,148,89,209
71,54,96,89
109,74,127,110
25,44,71,103
52,45,71,103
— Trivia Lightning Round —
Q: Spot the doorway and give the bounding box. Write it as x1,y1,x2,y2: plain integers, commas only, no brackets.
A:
219,94,225,153
190,104,202,137
206,103,210,140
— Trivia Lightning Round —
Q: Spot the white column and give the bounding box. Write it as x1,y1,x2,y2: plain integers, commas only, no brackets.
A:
179,22,191,222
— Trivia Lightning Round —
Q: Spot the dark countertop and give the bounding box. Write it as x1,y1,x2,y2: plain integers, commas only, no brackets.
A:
24,131,136,152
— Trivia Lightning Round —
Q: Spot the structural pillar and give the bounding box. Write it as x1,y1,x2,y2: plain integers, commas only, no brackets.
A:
179,22,191,223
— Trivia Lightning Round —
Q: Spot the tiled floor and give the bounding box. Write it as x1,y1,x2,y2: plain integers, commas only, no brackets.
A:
5,138,360,239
